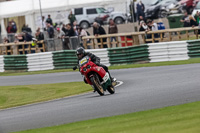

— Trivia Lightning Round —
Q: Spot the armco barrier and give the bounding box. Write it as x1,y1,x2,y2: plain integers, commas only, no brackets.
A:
108,45,149,65
108,47,130,65
187,39,200,58
0,56,4,72
52,50,77,69
27,52,54,72
86,49,110,67
148,41,189,62
128,45,149,63
4,55,28,71
168,41,189,61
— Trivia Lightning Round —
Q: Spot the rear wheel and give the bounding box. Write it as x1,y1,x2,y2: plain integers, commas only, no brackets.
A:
107,86,115,94
90,74,104,96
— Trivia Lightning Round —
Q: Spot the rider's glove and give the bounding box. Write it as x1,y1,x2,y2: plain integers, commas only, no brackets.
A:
73,66,77,71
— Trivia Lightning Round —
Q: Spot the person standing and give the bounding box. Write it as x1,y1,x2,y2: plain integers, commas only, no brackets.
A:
136,1,145,20
46,15,53,26
68,10,76,26
46,23,54,38
180,12,190,27
194,11,200,25
108,19,118,47
65,23,75,37
93,22,107,48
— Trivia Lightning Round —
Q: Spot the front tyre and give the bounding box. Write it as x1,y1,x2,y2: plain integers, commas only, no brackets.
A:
90,75,104,96
107,86,115,94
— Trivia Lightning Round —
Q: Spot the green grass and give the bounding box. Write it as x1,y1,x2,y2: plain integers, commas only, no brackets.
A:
1,58,200,76
15,101,200,133
0,82,91,109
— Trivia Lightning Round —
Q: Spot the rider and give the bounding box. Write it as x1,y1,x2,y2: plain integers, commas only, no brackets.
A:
73,47,115,83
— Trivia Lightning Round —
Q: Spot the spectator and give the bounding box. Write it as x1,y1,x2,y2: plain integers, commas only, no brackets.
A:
39,16,47,31
189,15,198,27
138,16,146,25
65,23,75,37
108,19,118,46
46,23,54,38
46,15,53,25
56,27,65,39
136,1,145,20
21,24,27,32
21,24,32,34
11,19,17,33
14,34,19,43
78,27,90,48
24,31,33,42
68,10,76,26
151,20,158,31
6,22,14,33
151,20,159,39
194,11,200,25
139,21,149,32
62,24,67,34
180,12,190,27
35,28,44,41
18,33,25,42
93,22,107,48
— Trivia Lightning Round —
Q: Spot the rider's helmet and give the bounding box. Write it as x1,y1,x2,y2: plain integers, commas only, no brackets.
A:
76,47,85,59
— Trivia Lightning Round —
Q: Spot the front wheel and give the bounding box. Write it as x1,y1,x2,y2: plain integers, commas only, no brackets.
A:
107,86,115,94
90,75,104,96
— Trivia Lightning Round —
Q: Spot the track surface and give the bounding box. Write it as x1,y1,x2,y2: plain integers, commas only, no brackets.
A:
0,64,200,133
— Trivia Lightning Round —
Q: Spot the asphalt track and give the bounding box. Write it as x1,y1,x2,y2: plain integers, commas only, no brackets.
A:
0,64,200,133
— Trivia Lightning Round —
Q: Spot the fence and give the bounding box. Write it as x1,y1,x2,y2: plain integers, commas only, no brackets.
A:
0,36,81,55
83,27,200,49
0,41,46,55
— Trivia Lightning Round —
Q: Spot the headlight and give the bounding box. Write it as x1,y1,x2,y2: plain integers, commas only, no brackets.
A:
83,68,87,72
87,65,91,69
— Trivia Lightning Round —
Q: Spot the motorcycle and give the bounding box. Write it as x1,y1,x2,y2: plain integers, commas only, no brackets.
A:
77,55,115,96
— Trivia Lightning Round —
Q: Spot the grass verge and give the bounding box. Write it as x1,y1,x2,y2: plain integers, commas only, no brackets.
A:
1,58,200,76
0,82,91,109
15,101,200,133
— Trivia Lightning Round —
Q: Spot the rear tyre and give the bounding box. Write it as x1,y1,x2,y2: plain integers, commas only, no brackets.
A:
90,75,104,96
107,86,115,94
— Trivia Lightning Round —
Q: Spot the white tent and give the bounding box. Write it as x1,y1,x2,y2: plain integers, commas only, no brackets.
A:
0,0,117,18
0,0,128,35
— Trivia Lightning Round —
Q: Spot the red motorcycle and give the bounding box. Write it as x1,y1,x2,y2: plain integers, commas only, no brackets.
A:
78,55,115,96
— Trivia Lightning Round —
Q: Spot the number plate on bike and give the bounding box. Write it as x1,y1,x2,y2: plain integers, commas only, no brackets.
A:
79,57,88,66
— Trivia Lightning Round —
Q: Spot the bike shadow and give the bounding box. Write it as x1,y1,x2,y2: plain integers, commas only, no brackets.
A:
87,93,117,98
